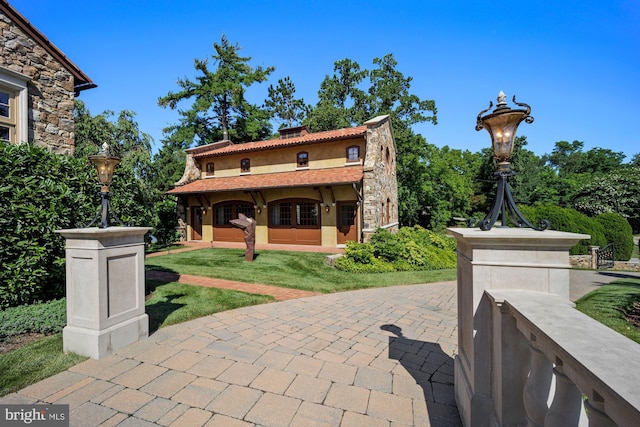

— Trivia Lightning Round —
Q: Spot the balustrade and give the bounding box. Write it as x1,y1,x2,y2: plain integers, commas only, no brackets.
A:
487,289,640,427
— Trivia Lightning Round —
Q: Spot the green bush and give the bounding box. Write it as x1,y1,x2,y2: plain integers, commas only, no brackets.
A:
0,298,67,341
0,143,95,308
595,213,634,261
520,204,606,255
335,226,456,273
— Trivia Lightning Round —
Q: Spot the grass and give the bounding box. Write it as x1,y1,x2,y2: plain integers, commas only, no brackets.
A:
0,333,87,397
0,281,274,397
146,280,273,332
575,278,640,344
145,248,458,292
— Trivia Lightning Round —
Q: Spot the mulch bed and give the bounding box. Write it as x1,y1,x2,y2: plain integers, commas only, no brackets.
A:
626,301,640,329
0,333,45,355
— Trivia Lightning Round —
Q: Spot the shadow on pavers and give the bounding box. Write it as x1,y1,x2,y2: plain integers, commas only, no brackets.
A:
381,324,463,427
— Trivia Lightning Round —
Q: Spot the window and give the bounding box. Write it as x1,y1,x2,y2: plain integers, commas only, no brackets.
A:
271,202,292,226
297,151,309,168
341,204,356,227
241,158,250,173
297,202,319,226
346,145,360,162
206,163,214,176
0,68,29,144
270,199,319,228
215,201,254,226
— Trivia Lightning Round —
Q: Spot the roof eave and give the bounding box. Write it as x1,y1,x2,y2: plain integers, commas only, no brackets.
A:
0,1,96,93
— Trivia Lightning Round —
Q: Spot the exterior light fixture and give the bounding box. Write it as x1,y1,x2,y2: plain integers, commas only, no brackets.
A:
476,91,549,231
85,142,124,228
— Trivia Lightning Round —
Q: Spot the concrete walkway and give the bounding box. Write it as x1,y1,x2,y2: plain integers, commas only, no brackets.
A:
1,282,462,427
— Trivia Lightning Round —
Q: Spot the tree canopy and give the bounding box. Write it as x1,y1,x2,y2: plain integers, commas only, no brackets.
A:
158,34,274,146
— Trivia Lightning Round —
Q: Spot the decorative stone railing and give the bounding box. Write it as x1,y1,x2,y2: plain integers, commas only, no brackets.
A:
486,289,640,426
448,227,640,427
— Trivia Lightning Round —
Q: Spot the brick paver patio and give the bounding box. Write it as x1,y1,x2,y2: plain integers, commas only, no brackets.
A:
1,281,462,426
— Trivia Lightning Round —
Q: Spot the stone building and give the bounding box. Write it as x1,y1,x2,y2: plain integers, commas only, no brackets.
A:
168,115,399,247
0,0,95,154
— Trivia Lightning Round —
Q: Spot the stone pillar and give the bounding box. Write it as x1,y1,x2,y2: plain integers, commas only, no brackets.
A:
590,246,599,270
447,227,588,427
55,227,151,359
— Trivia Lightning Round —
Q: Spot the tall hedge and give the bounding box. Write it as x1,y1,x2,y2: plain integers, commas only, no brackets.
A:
518,204,606,255
595,213,634,261
0,143,95,308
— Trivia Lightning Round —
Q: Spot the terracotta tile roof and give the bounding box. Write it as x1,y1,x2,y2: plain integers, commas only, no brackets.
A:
168,166,363,194
190,126,368,158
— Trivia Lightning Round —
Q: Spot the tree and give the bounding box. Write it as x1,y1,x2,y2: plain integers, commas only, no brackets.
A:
264,76,308,128
158,34,274,146
305,55,438,226
304,58,367,132
573,166,640,232
419,144,481,230
74,100,155,229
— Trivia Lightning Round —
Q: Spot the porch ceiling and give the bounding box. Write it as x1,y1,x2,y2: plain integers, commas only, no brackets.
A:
167,166,363,195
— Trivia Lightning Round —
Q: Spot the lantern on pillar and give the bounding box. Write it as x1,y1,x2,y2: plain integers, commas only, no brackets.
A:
475,91,549,231
85,142,124,228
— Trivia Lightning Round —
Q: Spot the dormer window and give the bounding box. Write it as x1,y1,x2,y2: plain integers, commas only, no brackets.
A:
241,158,250,173
346,145,360,162
297,151,309,168
206,162,214,176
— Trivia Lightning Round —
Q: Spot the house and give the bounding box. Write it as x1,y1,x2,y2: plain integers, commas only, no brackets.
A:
168,115,399,247
0,0,95,154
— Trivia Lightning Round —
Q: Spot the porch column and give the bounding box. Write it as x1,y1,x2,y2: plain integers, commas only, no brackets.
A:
56,227,151,359
447,227,588,427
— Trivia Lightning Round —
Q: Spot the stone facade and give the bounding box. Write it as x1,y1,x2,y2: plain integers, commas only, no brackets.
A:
0,2,94,154
362,116,399,241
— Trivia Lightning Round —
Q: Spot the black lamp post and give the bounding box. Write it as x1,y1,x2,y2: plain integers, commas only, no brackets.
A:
86,142,123,228
476,91,549,231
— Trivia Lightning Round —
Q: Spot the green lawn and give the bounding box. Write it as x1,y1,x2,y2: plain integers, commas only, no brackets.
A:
575,278,640,344
0,334,87,397
145,248,458,292
0,281,273,397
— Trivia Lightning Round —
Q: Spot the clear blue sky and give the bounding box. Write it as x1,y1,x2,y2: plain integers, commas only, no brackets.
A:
11,0,640,161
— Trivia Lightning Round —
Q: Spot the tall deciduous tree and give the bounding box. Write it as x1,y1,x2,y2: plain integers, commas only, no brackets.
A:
305,55,437,226
74,100,154,228
158,34,274,146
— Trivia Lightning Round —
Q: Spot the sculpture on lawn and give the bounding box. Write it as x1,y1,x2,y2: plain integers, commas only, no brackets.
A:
230,213,256,261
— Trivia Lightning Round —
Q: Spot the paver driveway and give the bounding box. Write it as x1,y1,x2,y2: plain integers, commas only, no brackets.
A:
1,281,462,426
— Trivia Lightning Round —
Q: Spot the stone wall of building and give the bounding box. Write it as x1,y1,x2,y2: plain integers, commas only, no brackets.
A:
0,11,76,154
362,116,399,241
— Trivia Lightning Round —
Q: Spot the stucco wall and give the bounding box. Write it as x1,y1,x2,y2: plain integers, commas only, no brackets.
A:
197,138,366,179
0,11,76,154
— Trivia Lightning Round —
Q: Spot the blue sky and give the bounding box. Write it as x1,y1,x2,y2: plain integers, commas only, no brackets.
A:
11,0,640,161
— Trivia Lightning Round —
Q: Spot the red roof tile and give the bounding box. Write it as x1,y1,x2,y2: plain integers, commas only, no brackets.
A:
190,126,368,158
167,167,364,194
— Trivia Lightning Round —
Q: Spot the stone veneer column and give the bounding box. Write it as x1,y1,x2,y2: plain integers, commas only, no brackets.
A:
55,227,151,359
447,227,588,427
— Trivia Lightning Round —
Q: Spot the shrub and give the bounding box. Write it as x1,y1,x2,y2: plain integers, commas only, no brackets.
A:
595,213,634,261
335,226,456,273
0,298,67,341
0,143,95,308
521,204,606,255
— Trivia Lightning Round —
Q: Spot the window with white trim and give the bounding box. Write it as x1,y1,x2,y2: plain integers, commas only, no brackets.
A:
0,67,29,144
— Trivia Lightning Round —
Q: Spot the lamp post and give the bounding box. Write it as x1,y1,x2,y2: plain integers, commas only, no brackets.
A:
86,142,123,228
476,91,549,231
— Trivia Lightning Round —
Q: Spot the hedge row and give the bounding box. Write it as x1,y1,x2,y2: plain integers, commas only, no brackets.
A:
0,143,95,309
518,204,634,260
335,226,456,273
